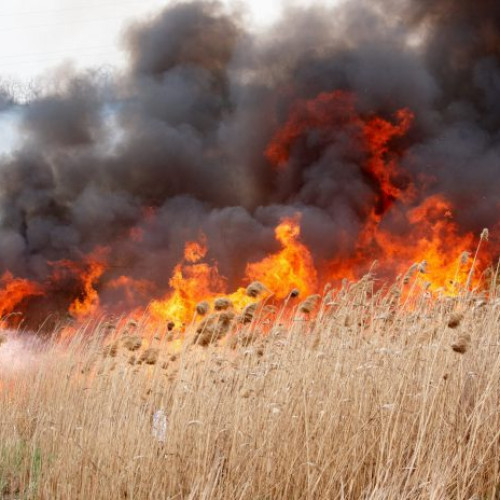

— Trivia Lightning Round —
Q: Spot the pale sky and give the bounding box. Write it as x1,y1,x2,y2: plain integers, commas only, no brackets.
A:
0,0,289,84
0,0,339,154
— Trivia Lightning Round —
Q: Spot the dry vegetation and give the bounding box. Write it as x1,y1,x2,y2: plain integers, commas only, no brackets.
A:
1,275,500,499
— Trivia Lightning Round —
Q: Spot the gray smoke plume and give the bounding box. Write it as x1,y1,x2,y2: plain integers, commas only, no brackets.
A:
0,0,498,320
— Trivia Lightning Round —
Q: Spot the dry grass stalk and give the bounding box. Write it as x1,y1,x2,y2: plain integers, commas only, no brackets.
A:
102,342,118,358
403,263,418,284
1,275,499,499
127,319,138,329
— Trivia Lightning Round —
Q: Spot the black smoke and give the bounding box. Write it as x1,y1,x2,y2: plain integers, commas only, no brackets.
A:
0,0,498,316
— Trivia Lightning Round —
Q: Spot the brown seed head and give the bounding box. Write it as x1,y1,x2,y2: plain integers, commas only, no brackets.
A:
195,301,210,316
139,348,159,365
123,335,142,351
447,312,463,329
126,319,138,329
418,260,428,274
299,294,321,314
241,303,258,324
102,342,118,358
460,251,471,265
246,281,266,298
219,310,236,324
451,333,471,354
214,297,233,311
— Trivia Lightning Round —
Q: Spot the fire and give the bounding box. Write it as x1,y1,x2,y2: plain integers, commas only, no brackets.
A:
0,89,496,331
51,250,108,320
184,240,208,263
363,108,414,212
68,258,106,319
106,275,156,310
267,90,494,293
148,217,319,325
245,216,317,299
149,238,226,325
267,90,414,212
365,196,479,293
0,272,43,320
266,90,359,168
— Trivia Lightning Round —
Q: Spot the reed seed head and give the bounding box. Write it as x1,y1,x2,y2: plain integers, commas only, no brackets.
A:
123,335,142,351
196,301,210,316
214,297,233,311
246,281,266,298
460,251,471,265
139,348,159,365
241,303,258,324
451,333,471,354
447,313,463,329
299,294,320,314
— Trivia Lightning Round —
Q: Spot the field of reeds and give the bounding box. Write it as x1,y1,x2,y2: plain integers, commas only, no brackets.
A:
1,273,500,500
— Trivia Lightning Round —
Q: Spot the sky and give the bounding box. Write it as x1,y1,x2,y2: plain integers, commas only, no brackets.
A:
0,0,287,84
0,0,341,154
0,0,288,153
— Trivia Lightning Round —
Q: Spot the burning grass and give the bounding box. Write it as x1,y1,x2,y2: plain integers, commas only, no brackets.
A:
0,272,499,499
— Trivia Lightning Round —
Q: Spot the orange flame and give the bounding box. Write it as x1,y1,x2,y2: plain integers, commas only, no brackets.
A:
0,90,496,331
363,108,414,211
245,216,317,299
50,250,108,320
148,218,319,325
68,257,106,319
267,90,495,293
149,238,226,325
0,272,43,319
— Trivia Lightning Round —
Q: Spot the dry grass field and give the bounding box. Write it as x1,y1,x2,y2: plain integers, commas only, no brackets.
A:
1,275,500,499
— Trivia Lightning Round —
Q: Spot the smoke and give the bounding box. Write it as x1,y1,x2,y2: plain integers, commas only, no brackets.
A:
0,0,498,318
0,331,48,375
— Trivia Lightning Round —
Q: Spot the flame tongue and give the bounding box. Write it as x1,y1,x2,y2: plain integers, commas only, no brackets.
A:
148,216,319,326
363,108,414,212
49,249,108,321
68,259,106,320
0,272,43,320
149,239,226,325
245,216,317,299
267,90,414,213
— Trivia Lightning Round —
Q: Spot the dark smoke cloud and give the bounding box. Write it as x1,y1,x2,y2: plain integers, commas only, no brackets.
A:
0,0,498,314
